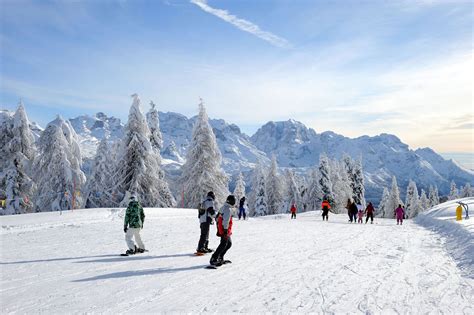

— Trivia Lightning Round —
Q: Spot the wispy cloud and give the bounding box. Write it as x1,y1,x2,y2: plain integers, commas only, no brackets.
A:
190,0,292,49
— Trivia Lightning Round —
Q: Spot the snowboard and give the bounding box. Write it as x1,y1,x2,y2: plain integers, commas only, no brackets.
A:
120,249,148,256
194,252,206,256
205,260,232,269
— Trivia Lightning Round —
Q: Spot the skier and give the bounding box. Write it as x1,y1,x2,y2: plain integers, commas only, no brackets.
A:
321,199,331,221
123,195,145,255
290,203,297,219
196,191,216,254
345,199,352,222
365,202,375,224
357,205,364,224
395,204,405,225
210,195,236,267
348,201,358,223
238,196,247,220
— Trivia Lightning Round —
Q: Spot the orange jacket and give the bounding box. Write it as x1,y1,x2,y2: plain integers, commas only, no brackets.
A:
321,200,331,210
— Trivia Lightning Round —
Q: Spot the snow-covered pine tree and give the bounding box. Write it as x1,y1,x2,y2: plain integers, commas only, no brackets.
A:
1,102,37,214
318,152,334,205
84,138,115,208
248,162,267,216
352,158,366,208
178,98,228,208
419,189,429,213
386,176,402,218
404,180,419,218
146,101,163,153
266,155,284,214
34,117,86,211
377,187,390,218
460,183,472,198
448,181,458,200
428,185,440,207
233,171,246,202
284,169,300,212
116,94,176,207
296,174,308,212
331,159,352,213
305,168,323,211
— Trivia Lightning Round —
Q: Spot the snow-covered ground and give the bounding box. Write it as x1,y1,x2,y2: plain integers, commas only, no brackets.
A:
1,208,473,313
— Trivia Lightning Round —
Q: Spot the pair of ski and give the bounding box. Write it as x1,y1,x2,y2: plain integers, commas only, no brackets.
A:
120,249,149,256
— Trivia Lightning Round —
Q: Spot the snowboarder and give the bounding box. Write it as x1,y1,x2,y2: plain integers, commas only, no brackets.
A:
196,191,216,254
321,199,330,221
290,203,297,219
395,204,405,225
365,202,375,224
238,196,247,220
210,195,235,267
123,195,145,255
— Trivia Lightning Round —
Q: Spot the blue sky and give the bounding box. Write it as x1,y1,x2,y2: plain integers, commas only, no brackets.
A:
1,0,472,153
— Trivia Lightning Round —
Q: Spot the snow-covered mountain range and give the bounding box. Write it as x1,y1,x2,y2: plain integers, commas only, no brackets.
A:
2,109,472,203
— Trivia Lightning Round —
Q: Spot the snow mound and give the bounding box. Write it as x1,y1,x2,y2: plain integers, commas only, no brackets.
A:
415,197,474,279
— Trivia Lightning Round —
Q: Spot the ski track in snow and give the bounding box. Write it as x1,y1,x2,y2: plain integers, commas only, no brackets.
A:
1,209,473,314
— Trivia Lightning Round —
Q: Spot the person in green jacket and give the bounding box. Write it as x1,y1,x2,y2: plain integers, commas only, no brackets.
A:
124,195,145,255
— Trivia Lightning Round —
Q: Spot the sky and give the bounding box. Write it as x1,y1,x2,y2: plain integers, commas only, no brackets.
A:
1,0,473,153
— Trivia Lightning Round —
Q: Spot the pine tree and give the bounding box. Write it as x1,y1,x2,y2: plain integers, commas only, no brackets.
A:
386,176,402,218
34,117,86,211
233,171,246,202
84,138,115,208
419,189,429,212
266,155,284,214
248,162,267,216
117,94,176,207
428,185,440,207
352,158,366,207
305,168,323,211
318,152,334,205
331,159,352,213
378,187,390,218
460,183,472,198
405,180,419,218
448,181,458,200
146,101,163,152
179,98,228,208
1,102,37,214
284,169,300,212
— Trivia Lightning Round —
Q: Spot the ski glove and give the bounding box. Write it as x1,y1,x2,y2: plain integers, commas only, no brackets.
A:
124,226,128,233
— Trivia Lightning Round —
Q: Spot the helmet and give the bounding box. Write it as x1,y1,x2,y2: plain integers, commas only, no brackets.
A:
207,191,215,200
226,195,236,206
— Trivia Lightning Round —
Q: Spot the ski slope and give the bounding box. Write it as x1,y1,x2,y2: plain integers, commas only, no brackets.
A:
1,207,473,314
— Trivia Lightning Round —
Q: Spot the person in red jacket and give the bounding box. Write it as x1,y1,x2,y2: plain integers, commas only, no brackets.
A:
290,203,297,219
321,199,331,221
210,195,235,267
365,202,375,224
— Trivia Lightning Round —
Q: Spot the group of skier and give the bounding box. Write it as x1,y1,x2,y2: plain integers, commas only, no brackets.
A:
121,192,406,263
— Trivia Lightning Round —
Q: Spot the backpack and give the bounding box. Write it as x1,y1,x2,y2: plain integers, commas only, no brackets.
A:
198,202,206,218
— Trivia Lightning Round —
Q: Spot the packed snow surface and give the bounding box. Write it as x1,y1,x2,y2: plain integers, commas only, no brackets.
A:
1,208,473,313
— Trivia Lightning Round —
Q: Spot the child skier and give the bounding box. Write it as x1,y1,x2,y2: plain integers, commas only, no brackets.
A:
210,195,235,267
365,202,375,224
321,199,330,221
238,196,247,220
123,195,145,255
357,206,364,223
197,191,216,254
290,203,297,219
395,204,405,225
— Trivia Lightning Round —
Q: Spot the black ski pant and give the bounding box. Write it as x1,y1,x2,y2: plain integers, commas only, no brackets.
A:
197,221,210,250
366,213,374,223
322,210,329,221
291,212,296,219
212,235,232,261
